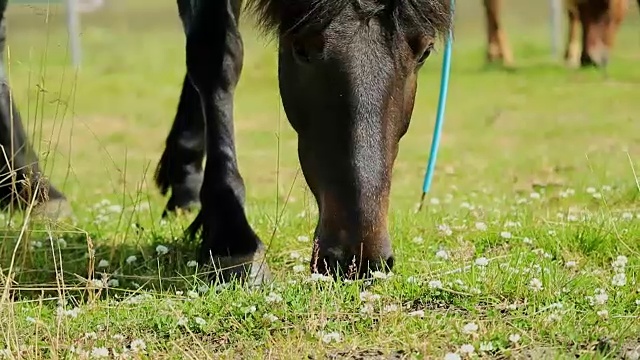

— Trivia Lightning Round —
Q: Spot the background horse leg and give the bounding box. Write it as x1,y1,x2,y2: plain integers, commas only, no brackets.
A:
483,0,514,66
184,0,270,285
0,6,70,218
154,0,205,217
565,1,581,67
576,0,629,68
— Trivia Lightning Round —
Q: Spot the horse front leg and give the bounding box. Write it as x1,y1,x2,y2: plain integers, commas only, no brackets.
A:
183,0,270,285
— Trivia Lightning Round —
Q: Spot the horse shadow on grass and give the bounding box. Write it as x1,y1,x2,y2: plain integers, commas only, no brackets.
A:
0,213,232,303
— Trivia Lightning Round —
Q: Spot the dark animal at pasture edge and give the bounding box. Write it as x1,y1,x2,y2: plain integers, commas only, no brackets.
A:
0,0,451,283
482,0,635,68
0,0,70,219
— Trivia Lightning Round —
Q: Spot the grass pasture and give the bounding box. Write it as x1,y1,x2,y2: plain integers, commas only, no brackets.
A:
2,0,640,358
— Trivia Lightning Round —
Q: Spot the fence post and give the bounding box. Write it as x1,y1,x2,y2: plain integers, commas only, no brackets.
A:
550,0,562,59
65,0,81,68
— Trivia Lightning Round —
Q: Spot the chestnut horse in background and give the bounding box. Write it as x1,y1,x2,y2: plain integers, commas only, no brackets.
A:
482,0,635,67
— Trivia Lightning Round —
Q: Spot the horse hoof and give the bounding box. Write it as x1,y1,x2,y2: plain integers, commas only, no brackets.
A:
206,245,272,287
162,183,202,217
162,196,201,217
33,198,73,221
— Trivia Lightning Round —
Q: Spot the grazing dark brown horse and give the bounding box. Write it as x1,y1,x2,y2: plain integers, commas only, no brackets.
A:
2,0,452,283
482,0,632,68
154,0,453,283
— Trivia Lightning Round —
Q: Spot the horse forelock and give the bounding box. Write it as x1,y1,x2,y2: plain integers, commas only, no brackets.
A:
245,0,452,40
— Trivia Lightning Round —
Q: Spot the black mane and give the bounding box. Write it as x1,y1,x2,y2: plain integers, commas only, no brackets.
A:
245,0,452,40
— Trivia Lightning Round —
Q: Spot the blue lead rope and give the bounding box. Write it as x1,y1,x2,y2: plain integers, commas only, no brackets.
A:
417,1,454,211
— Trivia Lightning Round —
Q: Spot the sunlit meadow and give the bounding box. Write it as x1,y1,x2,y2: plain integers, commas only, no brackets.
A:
1,0,640,359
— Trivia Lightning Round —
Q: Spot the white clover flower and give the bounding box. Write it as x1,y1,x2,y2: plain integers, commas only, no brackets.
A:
125,255,137,265
265,292,283,304
412,236,424,244
437,224,453,236
462,322,478,334
90,347,109,358
508,333,521,343
130,339,146,353
475,222,488,231
444,353,461,360
359,291,381,302
435,250,449,260
460,344,475,355
529,278,543,292
194,317,206,326
155,245,169,255
408,310,425,318
263,313,278,322
612,273,627,287
479,342,494,352
475,257,489,267
186,260,198,267
428,280,443,289
321,331,341,344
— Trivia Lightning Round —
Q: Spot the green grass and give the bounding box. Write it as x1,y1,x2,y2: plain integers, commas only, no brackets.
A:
2,0,640,358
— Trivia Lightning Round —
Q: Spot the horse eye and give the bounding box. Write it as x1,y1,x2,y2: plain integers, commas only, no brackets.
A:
409,35,434,66
416,43,434,65
291,35,324,64
292,40,311,63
